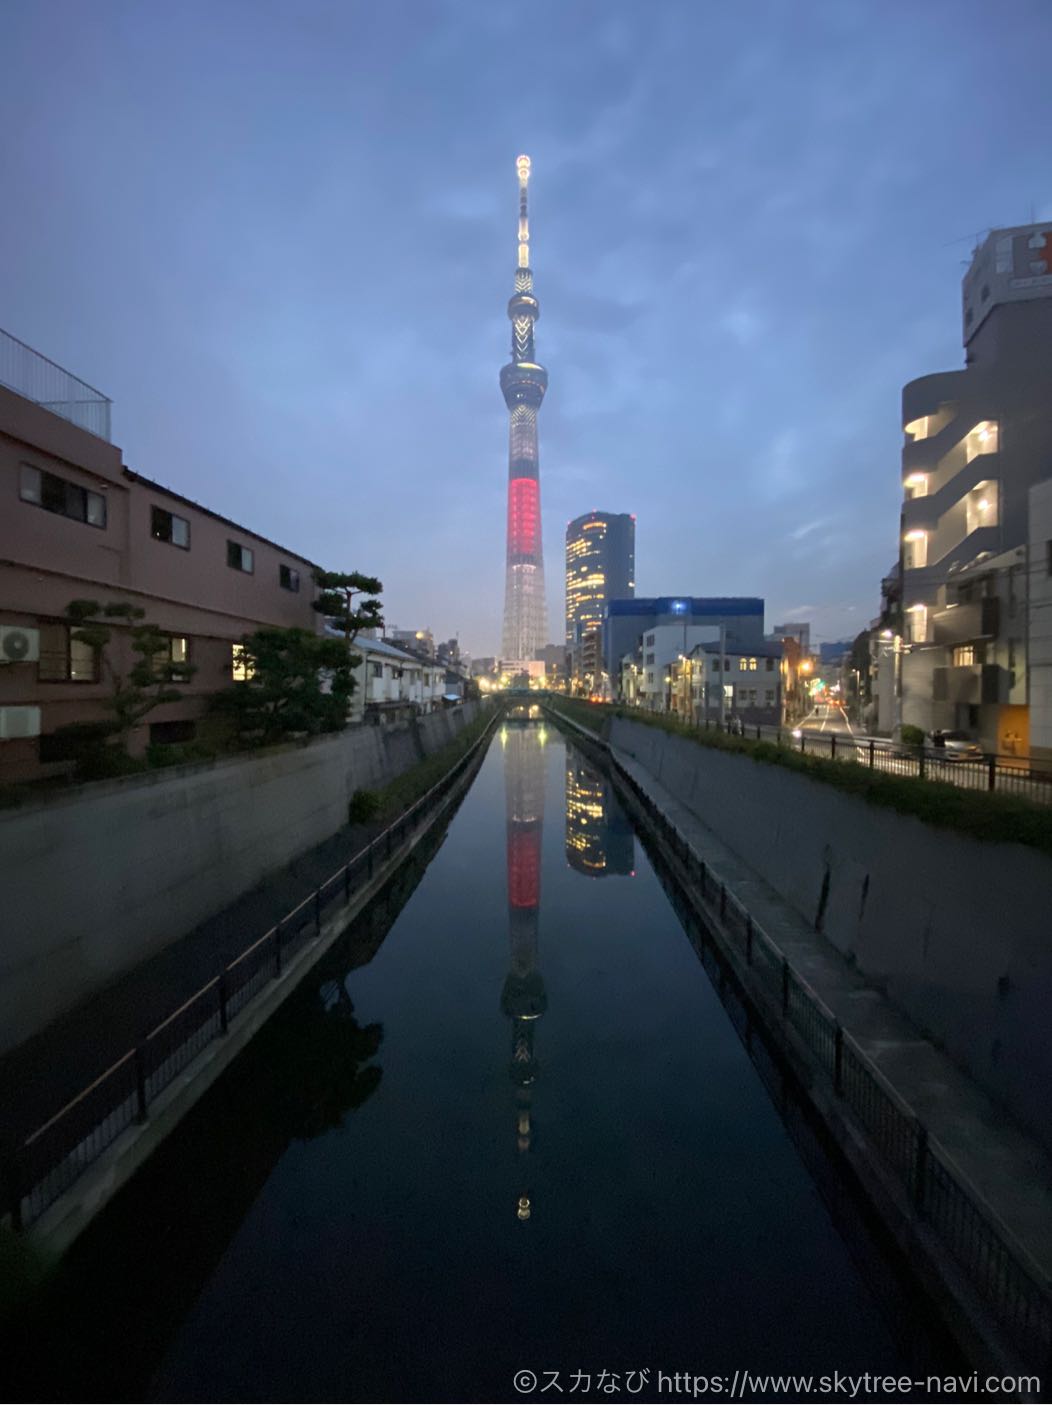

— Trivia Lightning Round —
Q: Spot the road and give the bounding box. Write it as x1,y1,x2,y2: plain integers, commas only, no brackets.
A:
794,702,856,738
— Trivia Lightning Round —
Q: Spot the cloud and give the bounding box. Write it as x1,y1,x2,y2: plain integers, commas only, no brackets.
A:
790,517,832,542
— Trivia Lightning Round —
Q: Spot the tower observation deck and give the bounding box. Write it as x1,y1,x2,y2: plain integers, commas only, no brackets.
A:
500,155,548,666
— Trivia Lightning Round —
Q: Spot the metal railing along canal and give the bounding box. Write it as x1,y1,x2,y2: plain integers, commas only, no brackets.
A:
2,711,497,1233
587,726,1052,1374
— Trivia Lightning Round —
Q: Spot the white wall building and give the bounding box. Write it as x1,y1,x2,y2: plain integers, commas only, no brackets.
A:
341,635,446,723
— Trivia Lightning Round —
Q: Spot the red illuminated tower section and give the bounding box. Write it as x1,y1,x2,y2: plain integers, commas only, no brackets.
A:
500,155,548,665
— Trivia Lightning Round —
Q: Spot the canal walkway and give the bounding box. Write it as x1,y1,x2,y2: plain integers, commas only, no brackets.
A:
0,805,392,1151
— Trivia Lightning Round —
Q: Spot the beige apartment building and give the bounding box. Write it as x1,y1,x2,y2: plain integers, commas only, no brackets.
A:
0,331,320,781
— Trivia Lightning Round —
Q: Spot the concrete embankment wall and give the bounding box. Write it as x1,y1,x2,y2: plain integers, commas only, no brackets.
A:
607,716,1052,1152
0,702,486,1055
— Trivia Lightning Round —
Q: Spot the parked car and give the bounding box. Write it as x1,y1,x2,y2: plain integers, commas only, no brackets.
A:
927,729,983,761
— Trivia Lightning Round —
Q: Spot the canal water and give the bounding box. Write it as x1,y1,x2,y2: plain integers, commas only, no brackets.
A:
11,715,958,1402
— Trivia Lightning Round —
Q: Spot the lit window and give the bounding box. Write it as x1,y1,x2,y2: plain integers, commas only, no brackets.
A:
232,644,254,680
227,540,254,573
739,658,747,671
151,505,190,548
953,645,975,667
903,530,928,570
966,481,999,534
162,636,192,682
965,421,998,462
748,657,757,671
907,604,928,644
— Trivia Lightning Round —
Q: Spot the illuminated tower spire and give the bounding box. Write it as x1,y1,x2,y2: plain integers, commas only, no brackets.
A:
500,155,548,665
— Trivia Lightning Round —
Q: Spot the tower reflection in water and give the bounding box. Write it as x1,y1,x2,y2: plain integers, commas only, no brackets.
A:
500,707,548,1223
565,751,635,878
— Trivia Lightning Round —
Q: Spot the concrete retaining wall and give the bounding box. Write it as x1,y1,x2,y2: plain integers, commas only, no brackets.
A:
608,716,1052,1151
1,703,485,1054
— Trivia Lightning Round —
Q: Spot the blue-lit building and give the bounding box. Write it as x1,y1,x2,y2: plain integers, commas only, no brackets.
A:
605,596,765,692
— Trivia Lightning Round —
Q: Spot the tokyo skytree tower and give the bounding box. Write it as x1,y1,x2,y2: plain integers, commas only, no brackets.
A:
500,155,548,664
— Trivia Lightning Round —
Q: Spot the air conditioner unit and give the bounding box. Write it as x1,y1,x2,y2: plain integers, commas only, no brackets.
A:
0,706,42,740
0,626,40,663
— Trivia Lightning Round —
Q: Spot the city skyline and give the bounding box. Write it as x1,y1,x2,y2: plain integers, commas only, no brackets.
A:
3,2,1052,657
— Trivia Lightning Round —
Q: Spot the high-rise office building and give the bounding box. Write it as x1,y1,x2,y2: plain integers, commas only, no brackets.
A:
898,222,1052,751
500,156,548,665
564,512,635,647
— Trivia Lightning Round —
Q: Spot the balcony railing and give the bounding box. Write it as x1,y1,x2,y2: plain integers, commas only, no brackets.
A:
0,327,112,442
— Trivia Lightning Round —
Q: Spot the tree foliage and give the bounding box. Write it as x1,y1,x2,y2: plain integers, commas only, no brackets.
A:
312,570,383,655
65,599,193,755
212,627,354,745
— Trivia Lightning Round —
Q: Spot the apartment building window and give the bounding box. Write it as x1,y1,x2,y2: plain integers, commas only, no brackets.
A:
279,564,300,592
646,670,654,684
227,540,254,573
645,651,655,665
231,644,255,680
38,623,99,682
151,506,190,548
953,646,975,667
20,463,106,529
646,633,655,646
160,636,192,682
738,658,747,671
765,689,775,705
748,657,758,671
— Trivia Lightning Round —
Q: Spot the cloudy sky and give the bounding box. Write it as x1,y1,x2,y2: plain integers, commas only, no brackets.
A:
3,0,1051,655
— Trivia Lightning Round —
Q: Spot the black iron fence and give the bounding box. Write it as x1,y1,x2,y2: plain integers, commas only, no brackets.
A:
598,736,1052,1374
2,707,500,1233
692,714,1052,805
564,699,1052,806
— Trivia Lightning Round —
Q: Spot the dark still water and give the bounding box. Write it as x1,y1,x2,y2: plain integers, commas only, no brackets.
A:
12,718,957,1402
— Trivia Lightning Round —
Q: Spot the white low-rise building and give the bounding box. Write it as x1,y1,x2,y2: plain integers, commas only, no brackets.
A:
326,632,446,723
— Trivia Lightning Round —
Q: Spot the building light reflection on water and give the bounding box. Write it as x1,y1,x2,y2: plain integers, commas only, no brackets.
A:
564,751,636,878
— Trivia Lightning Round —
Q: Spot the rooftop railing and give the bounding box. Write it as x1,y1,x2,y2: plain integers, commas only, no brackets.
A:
0,327,112,441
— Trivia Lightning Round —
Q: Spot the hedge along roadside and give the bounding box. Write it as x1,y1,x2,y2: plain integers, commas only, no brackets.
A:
549,698,1052,859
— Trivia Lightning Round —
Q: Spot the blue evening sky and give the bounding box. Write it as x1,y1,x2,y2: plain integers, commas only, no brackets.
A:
3,1,1050,655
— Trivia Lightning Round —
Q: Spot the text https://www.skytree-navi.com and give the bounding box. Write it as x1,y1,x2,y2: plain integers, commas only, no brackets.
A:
510,1368,1042,1400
